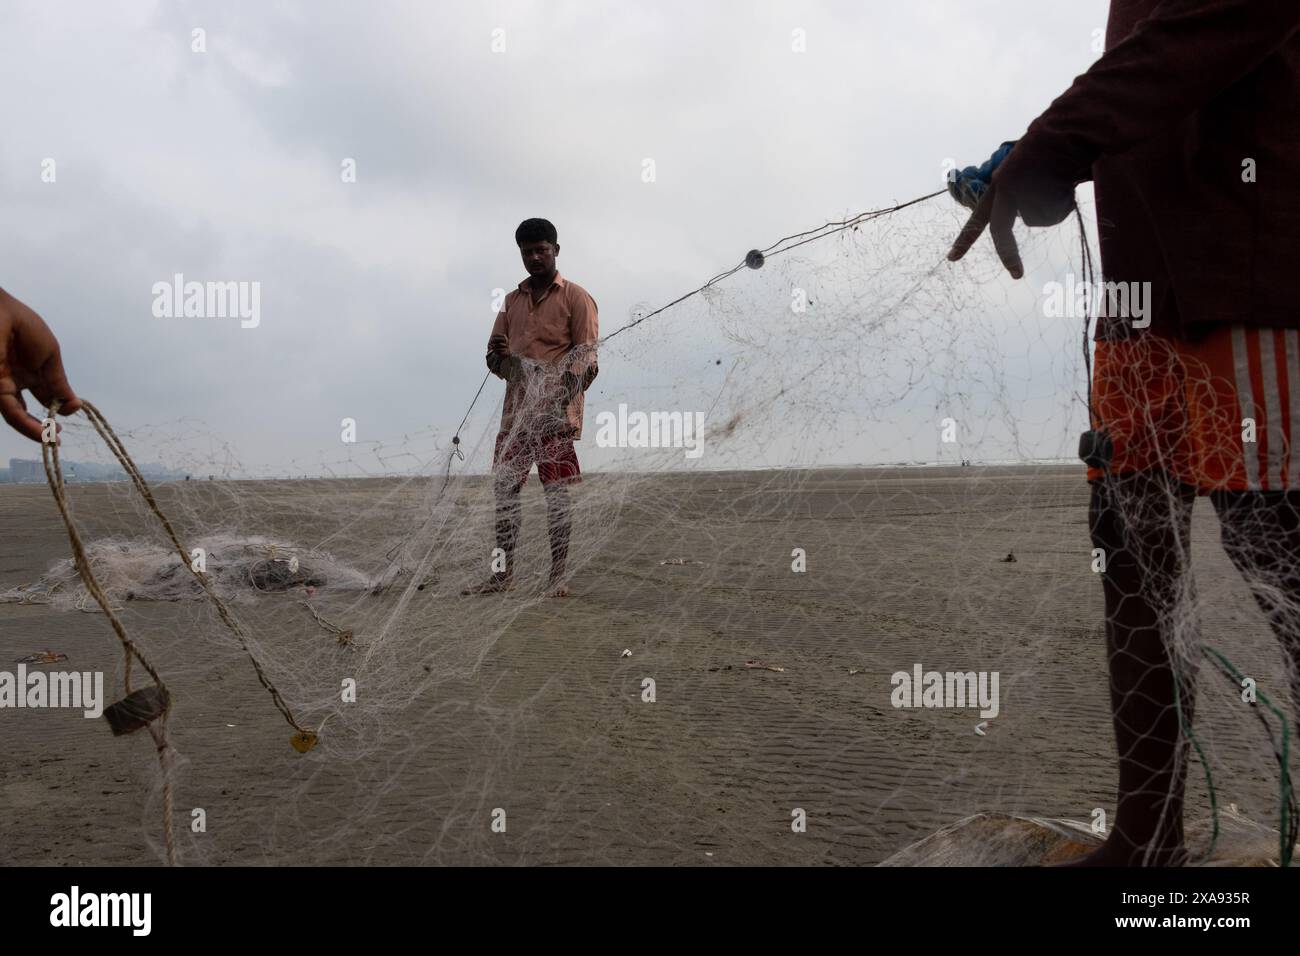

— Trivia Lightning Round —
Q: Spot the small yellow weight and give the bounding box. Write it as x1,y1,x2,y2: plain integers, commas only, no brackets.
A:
290,730,318,753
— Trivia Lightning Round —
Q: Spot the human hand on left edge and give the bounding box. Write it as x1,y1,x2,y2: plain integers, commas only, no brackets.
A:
0,288,81,442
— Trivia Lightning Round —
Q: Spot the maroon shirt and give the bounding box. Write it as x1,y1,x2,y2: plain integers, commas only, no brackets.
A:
995,0,1300,339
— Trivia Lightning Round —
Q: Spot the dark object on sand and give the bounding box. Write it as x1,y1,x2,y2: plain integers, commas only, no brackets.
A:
103,685,170,736
15,650,68,664
1001,552,1017,563
249,559,325,592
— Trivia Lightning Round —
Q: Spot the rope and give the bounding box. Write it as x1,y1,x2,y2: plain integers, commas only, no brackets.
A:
41,405,178,865
44,400,317,752
299,600,359,646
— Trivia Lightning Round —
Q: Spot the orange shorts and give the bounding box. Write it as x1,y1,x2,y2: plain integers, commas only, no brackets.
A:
1088,326,1300,492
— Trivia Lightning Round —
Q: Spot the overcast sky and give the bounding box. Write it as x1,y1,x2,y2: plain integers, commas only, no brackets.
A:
0,0,1110,475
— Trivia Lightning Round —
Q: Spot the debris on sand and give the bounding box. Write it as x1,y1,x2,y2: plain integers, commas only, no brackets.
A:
15,650,69,664
880,807,1281,867
658,557,706,566
249,556,325,592
103,686,170,736
1000,552,1017,563
745,659,786,673
299,602,359,647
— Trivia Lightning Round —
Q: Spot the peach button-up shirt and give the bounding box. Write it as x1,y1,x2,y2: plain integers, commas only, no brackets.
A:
488,272,599,439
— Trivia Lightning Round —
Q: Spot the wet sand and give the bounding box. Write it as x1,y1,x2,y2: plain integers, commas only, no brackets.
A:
1,465,1294,865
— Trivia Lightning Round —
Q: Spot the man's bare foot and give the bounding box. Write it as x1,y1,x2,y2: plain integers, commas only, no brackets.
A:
544,571,569,598
1054,839,1188,867
461,573,514,595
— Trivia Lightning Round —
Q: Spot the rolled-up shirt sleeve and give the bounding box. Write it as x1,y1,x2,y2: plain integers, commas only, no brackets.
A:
998,0,1300,216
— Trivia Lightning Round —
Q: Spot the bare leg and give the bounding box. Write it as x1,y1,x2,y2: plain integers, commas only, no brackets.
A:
543,485,571,597
461,493,521,595
1060,470,1197,866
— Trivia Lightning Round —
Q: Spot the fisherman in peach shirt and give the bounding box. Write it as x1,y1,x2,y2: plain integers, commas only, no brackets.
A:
463,218,599,598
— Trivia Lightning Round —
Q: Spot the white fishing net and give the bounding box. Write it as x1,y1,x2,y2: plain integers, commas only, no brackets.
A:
4,193,1296,866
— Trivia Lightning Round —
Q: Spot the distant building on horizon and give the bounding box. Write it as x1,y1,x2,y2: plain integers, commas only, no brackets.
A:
1,457,183,484
7,458,42,482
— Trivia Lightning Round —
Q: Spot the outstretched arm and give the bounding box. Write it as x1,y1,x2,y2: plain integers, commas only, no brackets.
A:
951,0,1300,274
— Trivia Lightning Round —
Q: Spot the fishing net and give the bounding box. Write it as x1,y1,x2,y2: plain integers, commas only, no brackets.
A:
3,189,1296,867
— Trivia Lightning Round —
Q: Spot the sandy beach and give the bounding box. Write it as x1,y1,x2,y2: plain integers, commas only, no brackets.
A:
1,464,1293,865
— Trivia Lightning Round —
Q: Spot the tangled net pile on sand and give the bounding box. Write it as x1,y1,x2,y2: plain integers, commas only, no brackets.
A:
2,533,377,609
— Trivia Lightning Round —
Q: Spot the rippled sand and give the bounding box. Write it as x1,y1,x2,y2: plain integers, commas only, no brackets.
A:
1,465,1292,865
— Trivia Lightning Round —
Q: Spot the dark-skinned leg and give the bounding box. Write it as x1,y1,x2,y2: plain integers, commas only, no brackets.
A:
543,484,571,597
461,441,526,595
1061,469,1197,866
460,490,521,594
1211,490,1300,719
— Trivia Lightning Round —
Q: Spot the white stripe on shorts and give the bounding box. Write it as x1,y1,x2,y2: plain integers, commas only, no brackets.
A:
1257,328,1284,489
1232,325,1261,491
